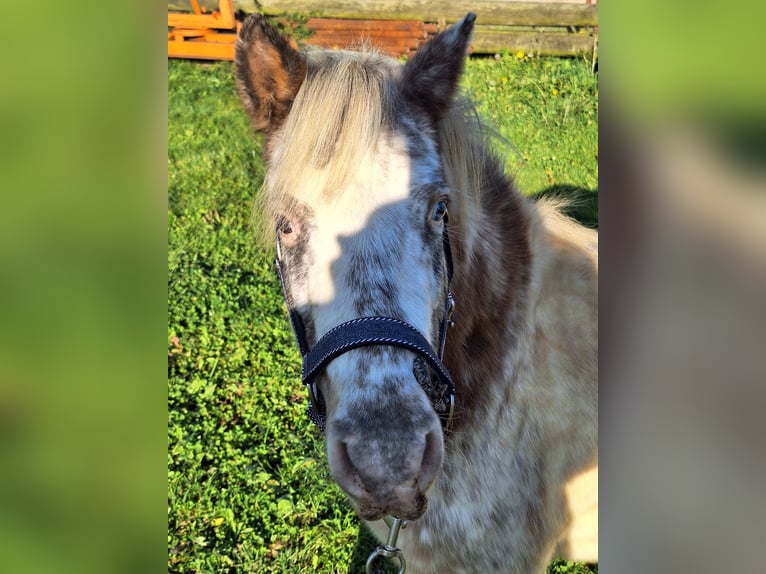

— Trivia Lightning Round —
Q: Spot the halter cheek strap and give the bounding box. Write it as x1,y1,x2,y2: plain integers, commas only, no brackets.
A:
275,227,456,433
275,255,311,356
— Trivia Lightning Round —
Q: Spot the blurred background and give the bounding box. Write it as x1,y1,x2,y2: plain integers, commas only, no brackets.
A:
599,2,766,571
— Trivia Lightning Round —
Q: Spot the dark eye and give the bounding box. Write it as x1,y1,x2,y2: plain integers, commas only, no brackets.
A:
431,200,449,223
276,215,293,235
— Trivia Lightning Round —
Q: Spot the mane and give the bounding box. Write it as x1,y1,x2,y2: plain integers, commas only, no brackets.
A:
437,96,506,251
255,48,509,250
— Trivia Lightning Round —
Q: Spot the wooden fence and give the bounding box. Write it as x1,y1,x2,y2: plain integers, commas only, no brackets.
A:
168,0,598,58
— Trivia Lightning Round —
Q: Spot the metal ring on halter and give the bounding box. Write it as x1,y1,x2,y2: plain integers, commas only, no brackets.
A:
444,391,455,432
306,382,320,413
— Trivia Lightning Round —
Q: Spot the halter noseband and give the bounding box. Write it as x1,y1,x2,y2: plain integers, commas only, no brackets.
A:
275,226,456,433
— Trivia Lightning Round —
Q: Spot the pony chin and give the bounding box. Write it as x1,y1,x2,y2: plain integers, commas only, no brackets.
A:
348,487,429,522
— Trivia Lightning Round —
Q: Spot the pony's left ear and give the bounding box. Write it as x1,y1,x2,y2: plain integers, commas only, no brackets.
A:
399,13,476,123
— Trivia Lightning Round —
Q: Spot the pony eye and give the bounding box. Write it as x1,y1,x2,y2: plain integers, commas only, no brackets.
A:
276,216,293,235
431,200,449,223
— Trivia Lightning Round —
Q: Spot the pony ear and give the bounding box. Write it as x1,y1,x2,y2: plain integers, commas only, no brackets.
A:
235,14,307,134
399,13,476,123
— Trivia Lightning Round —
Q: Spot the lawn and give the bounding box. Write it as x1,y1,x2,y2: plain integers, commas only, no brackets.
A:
168,41,597,573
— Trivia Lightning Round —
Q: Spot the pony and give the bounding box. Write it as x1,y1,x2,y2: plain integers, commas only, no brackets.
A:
235,13,597,573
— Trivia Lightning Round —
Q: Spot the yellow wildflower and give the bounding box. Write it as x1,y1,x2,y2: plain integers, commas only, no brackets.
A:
212,517,224,527
516,51,525,59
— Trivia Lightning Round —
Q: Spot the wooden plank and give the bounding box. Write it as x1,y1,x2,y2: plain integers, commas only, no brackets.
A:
169,0,257,12
256,1,597,27
198,32,239,42
310,36,418,47
307,18,426,32
168,0,235,28
168,39,236,60
305,17,429,56
310,32,424,42
168,12,235,29
170,28,207,38
307,27,425,36
471,28,594,56
309,34,420,46
169,30,238,42
309,38,419,56
308,27,426,38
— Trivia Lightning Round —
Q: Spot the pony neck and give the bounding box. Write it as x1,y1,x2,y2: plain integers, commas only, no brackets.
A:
439,105,534,432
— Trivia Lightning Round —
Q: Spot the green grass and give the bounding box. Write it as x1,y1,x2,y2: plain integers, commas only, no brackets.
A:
168,51,597,573
462,52,598,228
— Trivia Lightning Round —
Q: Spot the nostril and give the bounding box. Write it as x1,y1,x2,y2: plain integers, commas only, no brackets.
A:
327,439,365,500
417,428,444,491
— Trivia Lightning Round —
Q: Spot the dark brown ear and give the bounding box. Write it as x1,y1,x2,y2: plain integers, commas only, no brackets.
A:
235,14,307,134
399,13,476,123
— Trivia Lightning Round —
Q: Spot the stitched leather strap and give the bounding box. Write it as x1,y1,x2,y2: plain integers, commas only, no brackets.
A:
303,317,454,389
303,317,455,432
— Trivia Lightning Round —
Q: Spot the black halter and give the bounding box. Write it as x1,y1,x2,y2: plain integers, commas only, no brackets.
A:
275,226,456,432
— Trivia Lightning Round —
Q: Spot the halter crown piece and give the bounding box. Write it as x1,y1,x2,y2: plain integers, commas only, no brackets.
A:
275,225,457,433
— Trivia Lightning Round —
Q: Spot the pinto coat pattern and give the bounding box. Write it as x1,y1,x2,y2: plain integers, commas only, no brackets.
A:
236,13,597,573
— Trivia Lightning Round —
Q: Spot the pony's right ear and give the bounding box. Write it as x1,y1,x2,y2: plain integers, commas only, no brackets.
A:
235,14,307,134
399,13,476,124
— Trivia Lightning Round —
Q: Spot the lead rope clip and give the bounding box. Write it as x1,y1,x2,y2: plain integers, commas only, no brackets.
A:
365,516,407,574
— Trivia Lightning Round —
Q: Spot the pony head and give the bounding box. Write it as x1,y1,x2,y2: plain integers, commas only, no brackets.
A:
236,14,475,520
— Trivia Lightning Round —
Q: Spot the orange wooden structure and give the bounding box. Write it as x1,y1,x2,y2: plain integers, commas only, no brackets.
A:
305,18,437,57
167,2,432,61
168,0,239,61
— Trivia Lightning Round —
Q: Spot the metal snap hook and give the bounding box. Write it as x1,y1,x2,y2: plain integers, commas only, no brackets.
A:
366,517,407,574
365,545,405,574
